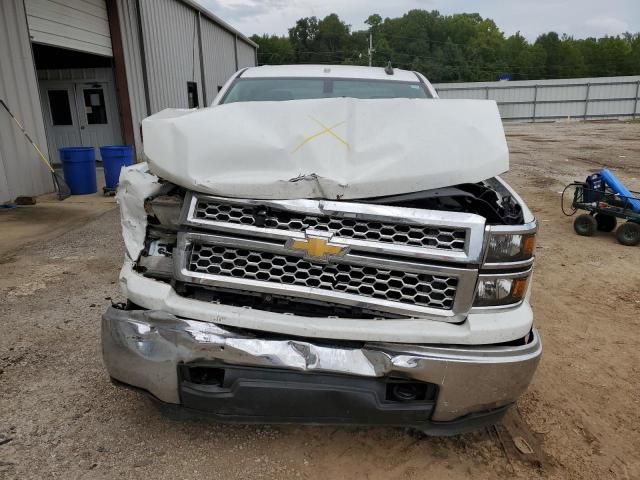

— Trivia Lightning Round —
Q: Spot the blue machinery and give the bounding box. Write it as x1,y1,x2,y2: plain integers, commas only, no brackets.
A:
564,169,640,246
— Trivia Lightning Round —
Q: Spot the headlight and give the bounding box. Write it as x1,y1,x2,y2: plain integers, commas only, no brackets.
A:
485,232,536,263
473,272,531,307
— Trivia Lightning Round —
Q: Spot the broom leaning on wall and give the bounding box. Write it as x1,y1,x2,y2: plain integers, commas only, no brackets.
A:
0,99,70,200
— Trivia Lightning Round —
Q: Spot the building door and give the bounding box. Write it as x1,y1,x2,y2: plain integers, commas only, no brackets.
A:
40,76,122,163
75,83,119,155
41,86,83,162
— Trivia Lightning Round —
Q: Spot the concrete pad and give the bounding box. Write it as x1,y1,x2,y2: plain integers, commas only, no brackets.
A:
0,192,117,259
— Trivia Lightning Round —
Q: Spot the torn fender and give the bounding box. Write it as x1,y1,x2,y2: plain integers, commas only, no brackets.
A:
142,97,509,200
116,163,165,261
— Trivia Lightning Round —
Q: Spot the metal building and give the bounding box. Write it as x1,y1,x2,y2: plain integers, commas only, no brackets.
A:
0,0,257,203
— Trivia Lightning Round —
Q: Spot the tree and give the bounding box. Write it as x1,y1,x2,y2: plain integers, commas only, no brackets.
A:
247,10,640,82
365,14,382,30
534,32,586,78
252,34,294,65
288,16,319,62
626,33,640,75
286,14,352,64
316,14,351,56
597,36,633,75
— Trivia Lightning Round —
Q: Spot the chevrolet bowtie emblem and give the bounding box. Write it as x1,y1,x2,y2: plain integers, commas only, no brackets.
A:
288,234,348,261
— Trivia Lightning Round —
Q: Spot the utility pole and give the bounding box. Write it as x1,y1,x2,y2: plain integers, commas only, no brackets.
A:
368,31,375,67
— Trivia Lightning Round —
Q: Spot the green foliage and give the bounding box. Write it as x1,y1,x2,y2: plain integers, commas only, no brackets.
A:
252,10,640,82
250,34,295,64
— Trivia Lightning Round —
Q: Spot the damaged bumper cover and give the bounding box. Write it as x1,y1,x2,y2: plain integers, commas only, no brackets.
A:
102,306,541,431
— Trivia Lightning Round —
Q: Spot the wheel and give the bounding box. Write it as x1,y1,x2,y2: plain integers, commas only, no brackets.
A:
574,214,597,236
595,213,617,232
615,222,640,246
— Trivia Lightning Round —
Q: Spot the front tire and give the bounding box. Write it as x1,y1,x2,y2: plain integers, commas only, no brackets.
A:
616,222,640,246
574,214,597,236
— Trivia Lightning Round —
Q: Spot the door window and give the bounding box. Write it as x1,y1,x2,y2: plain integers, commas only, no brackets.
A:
83,88,107,124
48,90,73,125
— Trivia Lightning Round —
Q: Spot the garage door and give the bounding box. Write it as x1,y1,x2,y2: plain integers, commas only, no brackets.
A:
25,0,113,57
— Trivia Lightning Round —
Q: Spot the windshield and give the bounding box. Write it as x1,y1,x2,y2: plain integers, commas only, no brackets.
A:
221,77,432,103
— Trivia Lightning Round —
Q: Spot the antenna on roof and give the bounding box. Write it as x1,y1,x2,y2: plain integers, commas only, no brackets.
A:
384,61,394,75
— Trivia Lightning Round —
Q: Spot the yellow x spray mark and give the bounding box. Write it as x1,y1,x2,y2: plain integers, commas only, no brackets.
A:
292,117,350,154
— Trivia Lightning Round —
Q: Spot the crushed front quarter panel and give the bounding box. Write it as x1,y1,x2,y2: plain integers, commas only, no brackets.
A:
116,163,166,261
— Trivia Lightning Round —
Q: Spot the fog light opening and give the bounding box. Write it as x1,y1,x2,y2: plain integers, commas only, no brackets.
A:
185,366,225,386
386,382,428,402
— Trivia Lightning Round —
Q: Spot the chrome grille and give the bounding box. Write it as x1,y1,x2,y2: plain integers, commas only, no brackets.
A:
188,243,458,310
193,199,467,251
178,193,485,319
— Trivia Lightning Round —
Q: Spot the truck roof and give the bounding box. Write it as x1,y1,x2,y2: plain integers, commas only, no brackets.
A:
240,64,421,82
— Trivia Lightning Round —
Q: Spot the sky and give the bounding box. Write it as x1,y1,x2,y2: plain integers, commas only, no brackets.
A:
196,0,639,41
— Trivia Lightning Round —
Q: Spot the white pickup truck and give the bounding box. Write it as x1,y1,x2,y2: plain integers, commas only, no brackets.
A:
103,65,541,435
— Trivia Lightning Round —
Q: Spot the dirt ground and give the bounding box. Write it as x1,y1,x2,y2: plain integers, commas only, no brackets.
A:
1,121,639,480
0,194,115,258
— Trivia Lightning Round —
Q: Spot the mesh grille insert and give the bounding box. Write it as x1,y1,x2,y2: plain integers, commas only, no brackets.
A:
188,244,458,310
193,200,467,251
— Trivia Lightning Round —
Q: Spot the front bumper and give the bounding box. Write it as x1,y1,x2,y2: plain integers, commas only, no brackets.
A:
102,306,541,432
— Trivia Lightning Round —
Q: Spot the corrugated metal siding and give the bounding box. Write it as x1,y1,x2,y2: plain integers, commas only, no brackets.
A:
200,19,237,98
434,76,640,122
112,0,255,151
115,0,147,156
0,0,54,203
25,0,113,57
139,0,202,111
179,0,257,49
236,39,256,69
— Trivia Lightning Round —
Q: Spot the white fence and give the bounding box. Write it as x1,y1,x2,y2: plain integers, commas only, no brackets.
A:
434,76,640,122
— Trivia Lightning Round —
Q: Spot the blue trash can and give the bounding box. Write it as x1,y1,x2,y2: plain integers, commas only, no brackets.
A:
100,145,134,190
59,147,97,195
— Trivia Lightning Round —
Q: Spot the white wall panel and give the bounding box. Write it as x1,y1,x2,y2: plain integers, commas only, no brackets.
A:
0,0,54,202
25,0,113,57
139,0,203,111
200,19,237,101
236,39,256,69
115,0,147,156
113,0,256,151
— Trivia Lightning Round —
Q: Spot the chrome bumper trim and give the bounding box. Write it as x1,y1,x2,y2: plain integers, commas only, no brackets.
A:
102,307,542,422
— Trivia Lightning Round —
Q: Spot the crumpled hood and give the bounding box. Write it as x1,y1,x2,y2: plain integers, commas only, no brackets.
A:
142,97,508,200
